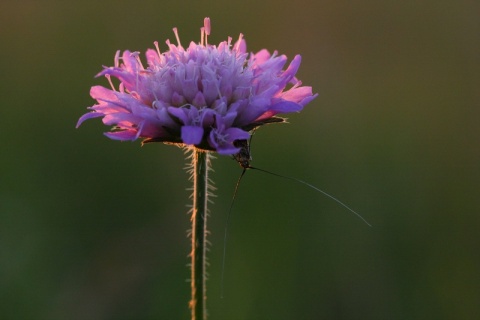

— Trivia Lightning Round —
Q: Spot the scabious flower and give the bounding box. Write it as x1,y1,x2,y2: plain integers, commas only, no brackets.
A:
77,18,317,155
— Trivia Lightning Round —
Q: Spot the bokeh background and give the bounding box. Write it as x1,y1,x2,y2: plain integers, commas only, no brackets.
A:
1,0,479,319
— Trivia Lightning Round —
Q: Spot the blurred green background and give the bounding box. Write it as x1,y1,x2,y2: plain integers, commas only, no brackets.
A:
1,0,479,319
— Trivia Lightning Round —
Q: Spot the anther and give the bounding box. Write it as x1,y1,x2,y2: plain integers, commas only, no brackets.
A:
204,17,211,36
154,41,161,57
172,27,182,47
105,74,116,91
204,18,211,46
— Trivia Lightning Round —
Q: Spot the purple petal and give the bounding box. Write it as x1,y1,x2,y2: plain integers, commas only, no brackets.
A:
269,101,303,113
171,91,187,106
103,113,141,126
280,86,314,104
76,112,103,128
299,93,319,106
104,130,137,141
222,112,238,128
200,108,216,127
137,120,168,138
280,55,301,84
233,37,246,54
224,127,250,141
192,92,206,108
181,126,204,145
254,101,302,122
168,107,189,123
145,48,160,66
252,49,271,65
90,85,118,101
121,50,139,73
155,106,178,128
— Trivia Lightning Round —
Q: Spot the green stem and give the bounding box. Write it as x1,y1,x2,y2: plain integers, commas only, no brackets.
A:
190,148,209,320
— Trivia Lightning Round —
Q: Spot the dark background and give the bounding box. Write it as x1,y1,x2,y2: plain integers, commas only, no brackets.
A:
1,0,479,319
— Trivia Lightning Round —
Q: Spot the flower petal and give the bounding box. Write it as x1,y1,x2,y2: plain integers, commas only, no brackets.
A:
104,130,137,141
181,126,204,145
76,112,104,128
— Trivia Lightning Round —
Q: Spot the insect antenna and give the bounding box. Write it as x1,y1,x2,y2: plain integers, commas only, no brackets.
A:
220,167,246,298
221,129,371,297
248,166,372,227
220,133,255,298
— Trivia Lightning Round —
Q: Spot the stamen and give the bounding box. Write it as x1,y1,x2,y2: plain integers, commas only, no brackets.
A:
172,27,182,47
131,51,145,70
154,41,161,57
200,27,205,46
165,39,173,50
204,17,211,45
114,50,120,68
105,74,116,91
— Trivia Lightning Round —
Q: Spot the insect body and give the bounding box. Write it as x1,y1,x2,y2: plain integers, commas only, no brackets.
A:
233,139,251,169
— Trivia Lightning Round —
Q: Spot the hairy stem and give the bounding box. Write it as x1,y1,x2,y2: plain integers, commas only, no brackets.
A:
189,148,209,320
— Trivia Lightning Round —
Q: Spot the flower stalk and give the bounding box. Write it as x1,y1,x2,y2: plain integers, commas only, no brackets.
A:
189,148,210,320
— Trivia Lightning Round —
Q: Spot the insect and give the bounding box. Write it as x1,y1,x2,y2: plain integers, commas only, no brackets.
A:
230,136,371,225
220,133,371,296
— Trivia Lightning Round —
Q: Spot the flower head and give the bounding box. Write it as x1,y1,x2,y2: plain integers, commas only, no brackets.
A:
77,18,317,155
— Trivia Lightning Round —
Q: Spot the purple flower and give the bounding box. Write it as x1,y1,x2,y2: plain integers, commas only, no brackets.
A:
77,18,317,155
